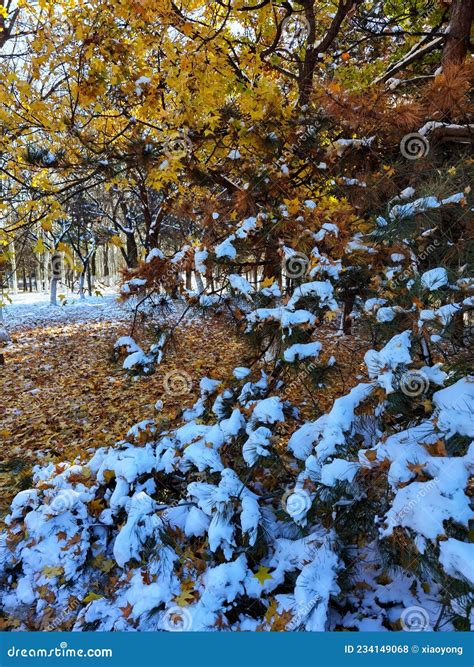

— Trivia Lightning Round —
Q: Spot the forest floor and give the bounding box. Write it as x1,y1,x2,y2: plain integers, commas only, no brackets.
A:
0,294,368,521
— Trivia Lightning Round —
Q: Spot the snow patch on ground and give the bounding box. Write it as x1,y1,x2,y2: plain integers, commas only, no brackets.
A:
1,291,192,333
1,291,130,332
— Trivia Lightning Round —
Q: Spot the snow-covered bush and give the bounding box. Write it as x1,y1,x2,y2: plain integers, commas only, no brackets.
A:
2,211,473,630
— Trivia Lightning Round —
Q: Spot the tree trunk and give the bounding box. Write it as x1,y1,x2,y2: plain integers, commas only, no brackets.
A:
420,334,433,366
50,253,61,306
61,252,66,287
104,244,110,285
87,262,93,296
35,257,41,291
298,0,358,106
194,271,205,293
79,271,86,300
342,289,357,335
10,240,18,293
34,225,43,291
263,242,281,285
43,250,50,291
208,272,215,292
91,252,97,287
50,276,58,305
125,233,138,268
442,0,474,67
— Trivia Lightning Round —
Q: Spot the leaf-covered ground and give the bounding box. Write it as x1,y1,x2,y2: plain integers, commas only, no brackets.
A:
0,299,367,522
0,308,249,520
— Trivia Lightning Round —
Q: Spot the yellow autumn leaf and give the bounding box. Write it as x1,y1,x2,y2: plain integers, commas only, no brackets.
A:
83,592,104,603
91,554,115,573
109,235,125,249
265,598,278,622
421,399,433,413
174,588,195,607
56,242,72,256
324,310,339,322
42,566,64,578
253,566,273,585
34,238,46,254
103,469,115,483
260,276,275,288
